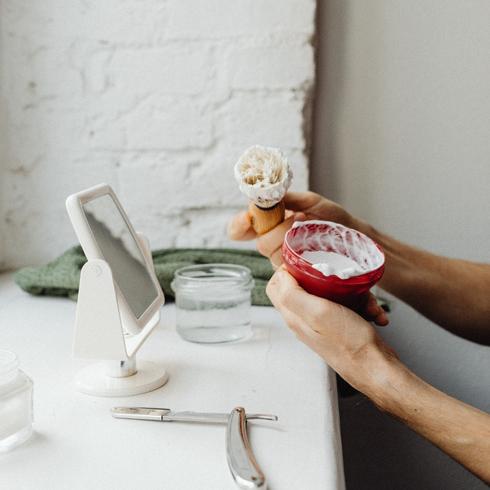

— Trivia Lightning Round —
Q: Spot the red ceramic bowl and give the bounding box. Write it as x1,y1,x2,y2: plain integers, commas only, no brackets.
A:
282,220,385,308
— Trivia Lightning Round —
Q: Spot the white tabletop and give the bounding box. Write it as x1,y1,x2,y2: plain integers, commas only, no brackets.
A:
0,273,345,490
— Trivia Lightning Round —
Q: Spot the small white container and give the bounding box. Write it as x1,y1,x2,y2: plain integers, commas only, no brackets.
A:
0,350,33,451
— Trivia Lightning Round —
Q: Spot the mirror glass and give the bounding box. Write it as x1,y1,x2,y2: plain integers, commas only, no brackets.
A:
82,194,159,319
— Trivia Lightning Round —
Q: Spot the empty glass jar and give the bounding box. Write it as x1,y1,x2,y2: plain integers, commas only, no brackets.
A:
0,350,33,452
171,264,255,344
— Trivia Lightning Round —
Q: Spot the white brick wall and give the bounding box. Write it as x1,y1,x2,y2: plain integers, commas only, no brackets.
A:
0,0,315,269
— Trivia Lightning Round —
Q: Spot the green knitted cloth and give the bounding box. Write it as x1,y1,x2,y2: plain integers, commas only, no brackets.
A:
14,246,274,306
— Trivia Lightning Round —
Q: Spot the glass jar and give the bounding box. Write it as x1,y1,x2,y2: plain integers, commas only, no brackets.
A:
0,350,33,452
171,264,255,344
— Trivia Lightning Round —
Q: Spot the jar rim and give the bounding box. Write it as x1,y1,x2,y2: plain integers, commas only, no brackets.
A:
174,263,252,281
172,263,254,292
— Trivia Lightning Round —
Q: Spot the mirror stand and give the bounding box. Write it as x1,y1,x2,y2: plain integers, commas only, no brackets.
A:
74,359,169,397
73,251,168,397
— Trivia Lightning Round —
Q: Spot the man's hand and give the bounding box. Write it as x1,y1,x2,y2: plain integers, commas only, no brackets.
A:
266,267,393,392
228,191,361,267
228,191,388,326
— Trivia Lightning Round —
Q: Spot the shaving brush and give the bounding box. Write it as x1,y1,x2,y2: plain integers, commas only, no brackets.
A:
234,145,293,235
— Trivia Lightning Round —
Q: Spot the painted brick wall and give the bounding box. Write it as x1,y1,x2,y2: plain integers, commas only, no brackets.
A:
0,0,315,269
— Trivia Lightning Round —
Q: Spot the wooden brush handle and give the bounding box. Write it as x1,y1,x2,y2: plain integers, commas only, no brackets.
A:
248,200,286,235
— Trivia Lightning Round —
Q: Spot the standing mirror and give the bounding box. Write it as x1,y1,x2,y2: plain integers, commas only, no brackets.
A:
66,184,168,396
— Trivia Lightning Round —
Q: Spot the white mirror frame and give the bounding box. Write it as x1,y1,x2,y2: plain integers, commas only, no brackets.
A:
66,184,168,397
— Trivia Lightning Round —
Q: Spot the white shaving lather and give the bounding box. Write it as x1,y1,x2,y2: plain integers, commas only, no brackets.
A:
234,145,293,235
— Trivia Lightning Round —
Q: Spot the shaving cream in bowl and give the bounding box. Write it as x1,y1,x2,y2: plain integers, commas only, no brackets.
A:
282,220,385,308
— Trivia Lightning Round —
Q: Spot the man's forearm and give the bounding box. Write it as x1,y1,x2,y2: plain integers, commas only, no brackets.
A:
355,220,490,344
363,357,490,482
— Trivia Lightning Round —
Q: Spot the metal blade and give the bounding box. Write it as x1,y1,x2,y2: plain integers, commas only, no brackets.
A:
112,407,278,425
